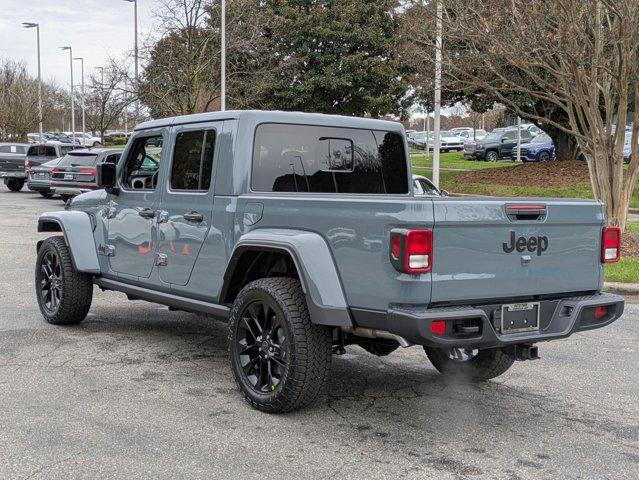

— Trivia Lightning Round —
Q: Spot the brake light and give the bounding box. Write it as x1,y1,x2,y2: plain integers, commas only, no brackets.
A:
389,229,433,273
594,306,608,321
51,168,59,173
601,227,621,263
24,159,31,169
79,169,96,175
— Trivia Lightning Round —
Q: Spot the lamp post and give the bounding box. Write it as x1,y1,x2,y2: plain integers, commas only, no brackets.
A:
22,22,42,142
221,0,226,111
432,0,443,189
60,46,75,144
74,57,86,146
123,0,139,119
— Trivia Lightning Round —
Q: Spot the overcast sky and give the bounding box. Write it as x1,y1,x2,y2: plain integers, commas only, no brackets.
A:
0,0,160,87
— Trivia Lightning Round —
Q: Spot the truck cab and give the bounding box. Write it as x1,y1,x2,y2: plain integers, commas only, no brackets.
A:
34,110,624,413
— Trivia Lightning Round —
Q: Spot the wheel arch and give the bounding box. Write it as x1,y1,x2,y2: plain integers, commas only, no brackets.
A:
221,229,352,328
37,211,100,274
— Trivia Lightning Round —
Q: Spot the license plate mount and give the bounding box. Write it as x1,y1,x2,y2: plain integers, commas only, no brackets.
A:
501,302,540,334
64,174,73,180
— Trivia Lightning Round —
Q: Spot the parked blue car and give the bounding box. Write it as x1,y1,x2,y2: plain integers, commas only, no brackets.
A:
513,133,555,162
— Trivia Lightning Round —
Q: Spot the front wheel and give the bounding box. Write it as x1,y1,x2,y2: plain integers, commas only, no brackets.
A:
539,151,550,163
228,277,332,413
485,151,498,162
5,178,24,192
35,236,93,325
424,346,515,382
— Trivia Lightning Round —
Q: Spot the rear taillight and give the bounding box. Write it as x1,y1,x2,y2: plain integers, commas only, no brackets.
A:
24,159,31,169
389,229,433,273
594,306,608,321
601,227,621,263
79,169,97,175
51,168,59,173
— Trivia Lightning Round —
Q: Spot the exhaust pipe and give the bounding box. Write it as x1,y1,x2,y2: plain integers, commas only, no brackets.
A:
343,327,413,348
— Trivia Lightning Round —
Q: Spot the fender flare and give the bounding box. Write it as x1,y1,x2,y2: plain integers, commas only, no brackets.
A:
223,229,352,328
37,211,100,274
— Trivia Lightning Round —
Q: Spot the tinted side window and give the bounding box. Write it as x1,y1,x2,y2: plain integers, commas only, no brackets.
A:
121,135,163,190
251,124,408,194
170,130,215,191
504,131,517,140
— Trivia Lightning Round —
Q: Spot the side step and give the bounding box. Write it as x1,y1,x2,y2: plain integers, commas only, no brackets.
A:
94,277,230,320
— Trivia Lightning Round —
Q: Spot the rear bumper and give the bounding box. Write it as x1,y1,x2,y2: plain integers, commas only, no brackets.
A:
362,293,624,348
27,179,51,191
0,171,26,179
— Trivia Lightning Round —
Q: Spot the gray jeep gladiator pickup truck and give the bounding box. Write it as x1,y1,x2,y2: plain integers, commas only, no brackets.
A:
34,110,624,413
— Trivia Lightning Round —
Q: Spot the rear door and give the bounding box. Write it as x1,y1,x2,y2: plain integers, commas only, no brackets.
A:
157,123,220,286
430,198,604,304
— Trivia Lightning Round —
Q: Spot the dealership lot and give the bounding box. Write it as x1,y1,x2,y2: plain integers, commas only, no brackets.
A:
0,186,637,480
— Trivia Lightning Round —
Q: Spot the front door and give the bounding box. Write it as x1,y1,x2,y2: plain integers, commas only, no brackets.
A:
107,131,166,278
157,123,220,286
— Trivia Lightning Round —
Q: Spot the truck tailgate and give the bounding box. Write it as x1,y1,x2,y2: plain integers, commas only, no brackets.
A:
431,198,605,304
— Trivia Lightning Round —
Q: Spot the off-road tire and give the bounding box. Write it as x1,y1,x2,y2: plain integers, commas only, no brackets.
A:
35,236,93,325
228,277,332,413
424,346,515,382
6,179,24,192
39,191,54,198
485,150,499,162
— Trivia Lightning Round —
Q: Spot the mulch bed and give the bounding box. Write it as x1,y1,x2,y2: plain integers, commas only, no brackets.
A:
454,160,591,187
623,231,639,259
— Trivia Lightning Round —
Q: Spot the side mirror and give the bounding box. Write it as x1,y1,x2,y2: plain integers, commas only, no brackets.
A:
501,137,508,143
97,162,118,194
441,189,449,196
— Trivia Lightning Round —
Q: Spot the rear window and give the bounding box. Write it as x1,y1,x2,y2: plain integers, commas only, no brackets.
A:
58,153,98,167
60,145,80,155
251,123,408,194
27,146,57,157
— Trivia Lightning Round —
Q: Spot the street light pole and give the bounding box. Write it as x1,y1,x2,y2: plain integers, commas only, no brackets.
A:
220,0,226,111
123,0,139,119
60,46,75,144
23,22,42,142
432,0,443,188
74,57,86,146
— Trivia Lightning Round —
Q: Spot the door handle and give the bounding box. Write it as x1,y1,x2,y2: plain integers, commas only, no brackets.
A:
183,211,204,222
139,208,156,219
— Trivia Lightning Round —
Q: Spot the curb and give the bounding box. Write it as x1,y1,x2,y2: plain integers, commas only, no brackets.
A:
603,282,639,295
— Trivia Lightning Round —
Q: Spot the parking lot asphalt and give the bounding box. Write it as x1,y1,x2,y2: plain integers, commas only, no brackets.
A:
0,185,637,480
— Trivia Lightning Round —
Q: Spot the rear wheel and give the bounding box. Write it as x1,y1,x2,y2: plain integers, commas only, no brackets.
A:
39,191,54,198
485,150,498,162
60,194,72,203
424,346,515,382
228,277,332,413
35,236,93,325
5,178,24,192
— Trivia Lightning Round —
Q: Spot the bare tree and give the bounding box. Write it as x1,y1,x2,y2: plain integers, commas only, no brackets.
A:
85,60,131,140
407,0,639,229
0,59,39,140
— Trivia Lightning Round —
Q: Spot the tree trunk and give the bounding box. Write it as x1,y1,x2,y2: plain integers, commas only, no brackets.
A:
552,130,580,161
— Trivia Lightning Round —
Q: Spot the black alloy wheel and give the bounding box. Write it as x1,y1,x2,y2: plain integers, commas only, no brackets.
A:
39,250,63,314
235,300,289,394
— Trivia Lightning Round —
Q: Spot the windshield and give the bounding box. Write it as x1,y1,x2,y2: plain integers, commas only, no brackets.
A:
530,134,552,144
58,153,98,167
483,132,503,142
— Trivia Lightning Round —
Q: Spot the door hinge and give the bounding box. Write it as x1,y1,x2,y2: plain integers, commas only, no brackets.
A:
157,210,169,224
156,253,168,266
103,201,117,219
98,244,115,256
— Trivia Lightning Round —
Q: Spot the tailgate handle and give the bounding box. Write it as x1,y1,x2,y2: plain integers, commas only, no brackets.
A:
506,204,546,221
